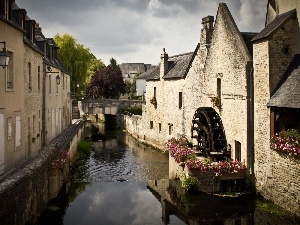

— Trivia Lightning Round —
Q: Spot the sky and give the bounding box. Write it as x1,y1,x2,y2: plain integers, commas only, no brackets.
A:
17,0,268,66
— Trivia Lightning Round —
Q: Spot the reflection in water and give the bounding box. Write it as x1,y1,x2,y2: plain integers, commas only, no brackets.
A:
72,132,169,182
35,132,300,225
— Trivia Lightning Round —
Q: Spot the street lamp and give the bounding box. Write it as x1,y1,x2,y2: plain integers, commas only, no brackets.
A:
56,75,61,85
0,41,9,68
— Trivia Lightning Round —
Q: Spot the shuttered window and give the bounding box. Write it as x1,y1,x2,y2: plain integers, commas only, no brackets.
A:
15,115,21,148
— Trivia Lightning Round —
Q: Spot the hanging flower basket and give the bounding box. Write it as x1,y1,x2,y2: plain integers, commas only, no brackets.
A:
150,96,157,108
211,96,222,110
270,129,300,156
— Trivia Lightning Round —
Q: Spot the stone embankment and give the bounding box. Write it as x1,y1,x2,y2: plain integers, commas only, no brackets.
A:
0,120,85,225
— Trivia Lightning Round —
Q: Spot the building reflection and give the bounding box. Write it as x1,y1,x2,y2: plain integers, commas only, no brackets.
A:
147,179,255,225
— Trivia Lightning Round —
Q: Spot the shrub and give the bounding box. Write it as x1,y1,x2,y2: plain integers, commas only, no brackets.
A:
119,106,142,115
181,174,199,192
77,140,92,159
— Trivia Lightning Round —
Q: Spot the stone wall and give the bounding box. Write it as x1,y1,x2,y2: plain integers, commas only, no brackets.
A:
140,3,253,169
253,10,300,216
24,44,44,159
0,121,85,225
256,150,300,216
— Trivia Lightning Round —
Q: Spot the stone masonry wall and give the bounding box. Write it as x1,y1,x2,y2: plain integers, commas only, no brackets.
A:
253,16,300,216
202,3,251,166
24,45,44,160
0,121,85,225
269,18,296,93
265,151,300,216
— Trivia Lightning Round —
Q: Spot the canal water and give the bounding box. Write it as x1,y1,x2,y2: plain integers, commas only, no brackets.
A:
35,131,300,225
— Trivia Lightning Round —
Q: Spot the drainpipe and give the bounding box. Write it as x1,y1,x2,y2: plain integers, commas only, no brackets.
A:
42,62,46,146
247,64,254,176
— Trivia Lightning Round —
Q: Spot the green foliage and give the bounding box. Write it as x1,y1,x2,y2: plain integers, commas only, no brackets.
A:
129,73,139,99
110,58,117,67
54,33,105,96
150,96,157,107
119,106,142,115
256,200,294,216
87,56,106,83
125,81,132,94
181,174,199,192
77,140,92,159
211,95,222,110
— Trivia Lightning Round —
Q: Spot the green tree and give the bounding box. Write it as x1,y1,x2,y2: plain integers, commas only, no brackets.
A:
54,33,104,96
87,55,106,83
129,73,140,99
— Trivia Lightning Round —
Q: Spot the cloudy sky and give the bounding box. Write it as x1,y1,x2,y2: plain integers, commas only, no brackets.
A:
17,0,268,65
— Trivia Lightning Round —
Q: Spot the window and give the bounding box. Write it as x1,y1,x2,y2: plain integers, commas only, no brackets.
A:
7,117,12,140
6,51,13,89
56,79,59,93
33,115,36,136
62,74,65,90
217,78,221,98
49,75,51,94
15,115,21,149
235,141,241,161
28,62,32,91
159,123,161,133
38,66,40,91
179,92,182,109
169,125,172,135
150,121,153,129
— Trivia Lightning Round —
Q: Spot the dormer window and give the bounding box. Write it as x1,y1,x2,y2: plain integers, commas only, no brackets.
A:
31,24,34,42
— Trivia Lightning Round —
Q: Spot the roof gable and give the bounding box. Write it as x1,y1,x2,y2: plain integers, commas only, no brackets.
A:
252,9,296,42
213,3,252,61
139,44,199,81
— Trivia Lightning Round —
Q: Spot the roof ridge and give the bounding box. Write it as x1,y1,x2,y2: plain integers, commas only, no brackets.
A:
169,51,194,59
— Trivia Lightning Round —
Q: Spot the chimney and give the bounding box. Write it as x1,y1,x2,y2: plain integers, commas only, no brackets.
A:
35,23,42,34
160,48,168,78
198,16,214,68
200,15,214,48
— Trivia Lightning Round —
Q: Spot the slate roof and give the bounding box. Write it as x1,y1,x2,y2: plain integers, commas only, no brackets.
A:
268,55,300,108
138,43,199,81
137,67,158,80
241,32,258,57
252,9,296,42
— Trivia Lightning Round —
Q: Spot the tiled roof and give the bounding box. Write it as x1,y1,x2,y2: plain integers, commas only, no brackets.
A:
268,55,300,108
139,43,199,81
252,9,296,42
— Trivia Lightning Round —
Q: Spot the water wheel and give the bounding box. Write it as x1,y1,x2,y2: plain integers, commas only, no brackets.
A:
191,107,229,159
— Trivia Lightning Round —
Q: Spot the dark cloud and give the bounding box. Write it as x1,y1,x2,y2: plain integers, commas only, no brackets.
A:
16,0,267,65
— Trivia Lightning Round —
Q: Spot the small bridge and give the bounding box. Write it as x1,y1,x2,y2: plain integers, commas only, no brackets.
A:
72,99,145,119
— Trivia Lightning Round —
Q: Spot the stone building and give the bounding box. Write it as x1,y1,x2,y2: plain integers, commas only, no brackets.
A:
119,63,155,97
0,0,26,174
135,3,256,172
253,0,300,215
0,0,71,176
